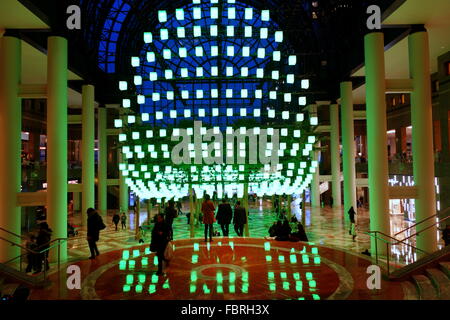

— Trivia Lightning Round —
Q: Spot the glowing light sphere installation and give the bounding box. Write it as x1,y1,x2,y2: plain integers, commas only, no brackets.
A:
116,0,319,201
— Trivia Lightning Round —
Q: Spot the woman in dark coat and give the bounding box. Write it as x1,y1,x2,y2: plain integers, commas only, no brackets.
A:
87,208,105,259
164,200,178,240
233,201,247,237
216,199,233,237
201,194,216,242
151,214,170,275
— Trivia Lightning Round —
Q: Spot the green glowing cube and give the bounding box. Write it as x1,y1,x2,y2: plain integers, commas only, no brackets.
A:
311,247,319,255
207,242,211,251
144,247,150,255
217,285,224,294
138,274,146,283
298,297,305,300
192,255,199,264
313,294,320,300
229,272,236,283
309,280,317,288
293,273,300,280
269,283,276,292
306,272,313,280
122,250,130,260
264,242,271,251
266,255,272,262
153,256,158,266
290,248,295,253
151,274,158,284
190,284,196,293
163,280,170,289
119,260,127,270
242,283,249,293
190,271,198,282
314,256,321,264
278,255,285,263
126,274,134,285
283,282,290,290
194,243,200,251
135,285,143,293
229,285,236,293
129,260,135,269
268,272,275,280
302,255,309,264
133,249,140,257
203,284,210,294
218,242,222,246
216,272,223,284
229,242,234,250
242,272,249,282
296,281,303,292
123,285,131,292
280,272,287,279
149,285,156,294
290,255,297,264
141,258,148,266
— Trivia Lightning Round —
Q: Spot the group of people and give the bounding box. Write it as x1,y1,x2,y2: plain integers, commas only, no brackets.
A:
201,195,247,242
25,222,52,274
266,218,309,243
112,212,127,231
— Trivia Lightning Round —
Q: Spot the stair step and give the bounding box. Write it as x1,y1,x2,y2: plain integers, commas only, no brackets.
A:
401,281,419,300
439,262,450,278
412,275,439,300
425,268,450,299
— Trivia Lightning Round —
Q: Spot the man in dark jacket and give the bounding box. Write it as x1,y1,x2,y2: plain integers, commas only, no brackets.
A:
151,214,170,276
87,208,105,259
112,212,120,231
35,222,52,273
216,199,233,237
233,201,247,237
164,200,178,240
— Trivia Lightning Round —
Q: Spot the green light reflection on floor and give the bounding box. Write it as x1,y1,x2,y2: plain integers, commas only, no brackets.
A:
190,271,197,282
293,273,300,280
190,283,196,293
145,247,150,255
283,281,290,290
290,248,296,253
313,294,320,300
216,271,223,284
129,260,135,269
266,255,272,262
302,255,309,264
280,272,287,279
296,281,303,292
141,257,148,267
207,242,210,251
298,297,305,300
119,260,127,270
242,271,249,282
194,243,199,252
264,242,271,251
309,280,317,288
203,284,211,294
268,272,275,280
126,275,134,285
229,284,235,293
135,284,143,293
306,272,313,280
163,279,170,289
311,247,319,255
229,272,236,283
151,274,158,284
218,242,222,246
242,283,249,293
229,241,234,250
192,255,198,264
290,255,297,264
153,256,158,266
123,285,131,292
217,285,224,294
122,250,130,260
314,256,321,264
278,255,285,263
138,274,146,284
149,284,156,294
269,283,276,292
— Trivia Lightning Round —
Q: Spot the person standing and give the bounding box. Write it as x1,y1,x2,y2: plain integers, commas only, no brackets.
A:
120,212,127,230
442,225,450,246
216,198,232,237
112,212,120,231
233,201,247,237
87,208,105,260
164,200,178,240
201,194,216,242
348,206,357,242
151,214,170,276
35,222,52,273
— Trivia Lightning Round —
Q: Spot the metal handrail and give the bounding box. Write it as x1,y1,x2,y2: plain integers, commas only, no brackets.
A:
0,236,68,282
0,227,27,240
399,216,450,243
394,207,450,237
366,230,429,254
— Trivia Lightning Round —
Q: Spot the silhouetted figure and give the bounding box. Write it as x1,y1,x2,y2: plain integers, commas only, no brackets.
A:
275,220,291,241
87,208,105,259
348,206,357,241
164,200,178,240
121,212,127,229
233,201,247,237
112,212,120,231
216,199,233,236
443,225,450,247
35,222,52,273
201,194,216,242
151,214,170,276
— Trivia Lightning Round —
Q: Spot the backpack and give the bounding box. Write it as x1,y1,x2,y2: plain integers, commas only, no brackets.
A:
164,241,174,260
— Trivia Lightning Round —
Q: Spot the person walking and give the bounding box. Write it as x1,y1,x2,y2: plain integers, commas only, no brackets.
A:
164,200,178,240
87,208,106,259
112,212,120,231
216,198,232,237
233,201,247,237
120,212,127,230
348,206,357,242
35,222,52,274
201,194,216,242
150,214,170,276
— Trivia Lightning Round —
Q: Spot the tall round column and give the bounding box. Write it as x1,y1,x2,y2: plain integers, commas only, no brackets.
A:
310,142,321,208
0,37,21,262
98,107,107,218
330,104,342,208
47,36,68,262
409,30,437,253
81,85,95,225
118,150,129,213
365,32,391,254
340,82,357,220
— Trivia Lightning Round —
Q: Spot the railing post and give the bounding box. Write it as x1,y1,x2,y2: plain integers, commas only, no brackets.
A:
374,233,378,265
